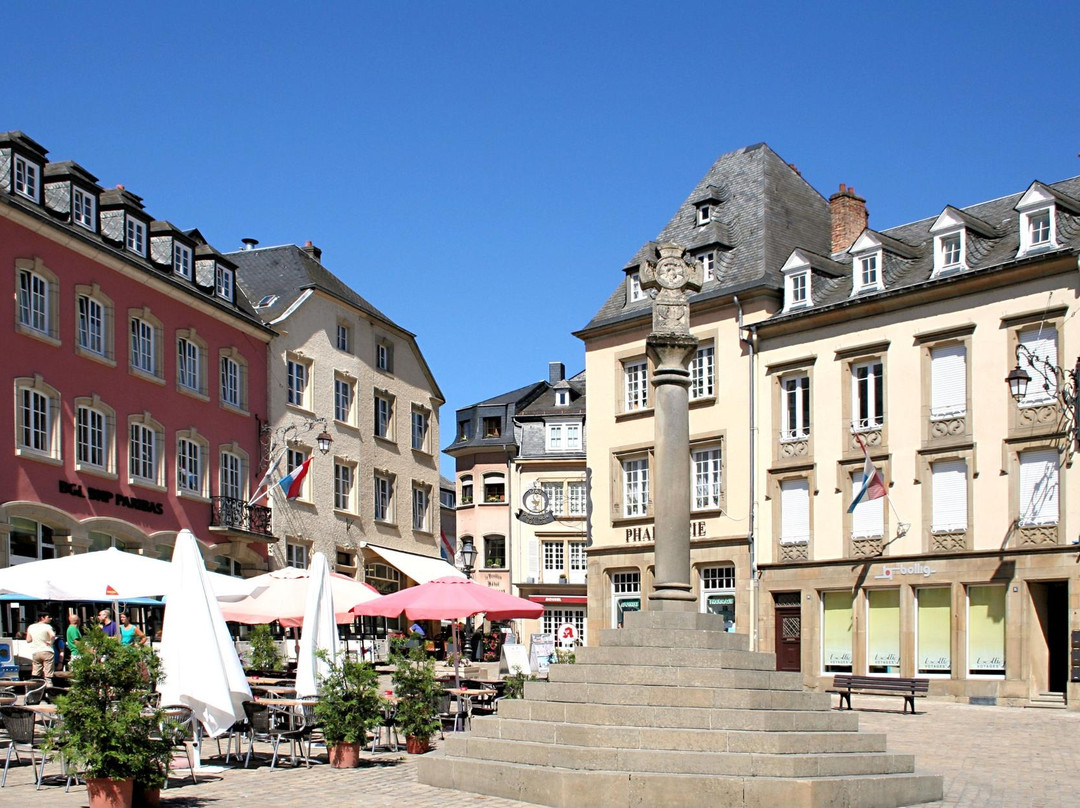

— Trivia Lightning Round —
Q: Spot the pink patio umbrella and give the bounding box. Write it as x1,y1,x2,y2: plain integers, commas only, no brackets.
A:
351,575,543,686
219,566,380,627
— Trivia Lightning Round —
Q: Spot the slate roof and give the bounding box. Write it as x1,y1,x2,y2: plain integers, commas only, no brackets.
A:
775,175,1080,321
578,143,829,335
517,370,587,418
227,244,402,332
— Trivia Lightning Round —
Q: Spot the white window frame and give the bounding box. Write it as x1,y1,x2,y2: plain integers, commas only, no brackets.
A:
698,250,716,282
411,408,428,451
542,540,565,584
691,344,714,400
628,273,646,303
412,485,429,531
376,343,389,371
936,231,964,273
555,389,569,406
852,251,883,294
568,481,587,516
220,450,244,501
78,294,106,357
125,217,147,256
286,358,309,408
129,421,160,485
178,337,202,394
286,541,309,570
699,565,736,626
624,359,648,412
17,268,49,335
334,376,355,424
221,355,242,409
546,422,564,451
13,155,39,200
1023,207,1054,252
782,372,811,441
285,448,311,501
76,405,107,470
543,607,586,645
130,317,157,376
374,394,392,438
215,265,234,302
173,243,192,279
460,475,473,506
17,386,53,456
622,456,649,517
177,437,204,496
568,541,587,583
691,445,722,512
374,474,393,522
72,187,96,230
611,571,641,628
337,324,351,353
334,462,355,512
541,481,565,516
851,359,884,432
788,270,809,308
696,204,711,225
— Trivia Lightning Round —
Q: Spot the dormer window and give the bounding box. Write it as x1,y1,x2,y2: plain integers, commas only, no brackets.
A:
13,154,39,201
788,271,809,308
859,254,878,288
72,187,96,230
126,218,147,256
940,234,961,268
1015,183,1065,256
173,243,192,279
628,272,646,302
215,265,234,302
698,251,716,282
696,204,711,225
1028,209,1051,246
555,389,569,407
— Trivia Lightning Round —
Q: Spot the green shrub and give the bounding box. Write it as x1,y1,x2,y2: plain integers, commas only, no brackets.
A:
313,651,384,745
248,624,282,671
391,647,440,742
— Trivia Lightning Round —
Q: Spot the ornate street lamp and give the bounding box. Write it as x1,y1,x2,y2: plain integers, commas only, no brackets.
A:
1006,344,1080,451
460,536,477,662
315,429,333,455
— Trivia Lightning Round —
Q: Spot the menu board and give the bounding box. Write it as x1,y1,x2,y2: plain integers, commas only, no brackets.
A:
529,633,555,675
500,643,531,676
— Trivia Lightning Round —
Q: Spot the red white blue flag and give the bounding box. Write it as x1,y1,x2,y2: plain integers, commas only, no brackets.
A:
440,529,456,563
278,457,312,500
848,438,886,513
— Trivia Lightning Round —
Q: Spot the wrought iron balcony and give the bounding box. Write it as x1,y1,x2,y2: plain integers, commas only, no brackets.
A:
210,496,273,539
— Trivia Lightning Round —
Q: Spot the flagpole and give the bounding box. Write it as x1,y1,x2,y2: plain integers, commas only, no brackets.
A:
853,432,909,540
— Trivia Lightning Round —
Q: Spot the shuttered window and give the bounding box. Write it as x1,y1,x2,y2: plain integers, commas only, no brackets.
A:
851,471,884,538
779,478,810,544
931,459,967,532
1017,328,1057,406
1019,448,1059,526
930,344,966,419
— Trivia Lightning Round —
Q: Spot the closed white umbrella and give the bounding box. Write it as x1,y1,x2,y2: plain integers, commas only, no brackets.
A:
294,552,339,698
0,546,259,602
157,529,251,738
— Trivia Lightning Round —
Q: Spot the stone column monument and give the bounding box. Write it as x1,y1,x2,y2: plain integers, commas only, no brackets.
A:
639,242,702,611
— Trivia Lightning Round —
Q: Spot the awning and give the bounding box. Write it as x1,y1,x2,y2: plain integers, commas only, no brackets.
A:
365,544,465,585
528,595,587,605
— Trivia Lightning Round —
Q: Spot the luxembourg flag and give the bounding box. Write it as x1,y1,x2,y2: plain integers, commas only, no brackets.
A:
278,457,313,500
439,529,456,564
848,442,887,513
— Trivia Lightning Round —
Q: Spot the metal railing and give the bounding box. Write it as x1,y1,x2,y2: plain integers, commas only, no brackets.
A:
210,496,272,537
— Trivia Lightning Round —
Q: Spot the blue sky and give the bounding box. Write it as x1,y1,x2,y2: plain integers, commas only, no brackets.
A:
8,2,1080,477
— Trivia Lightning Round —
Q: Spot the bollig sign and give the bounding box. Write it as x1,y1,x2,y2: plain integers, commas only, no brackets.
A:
873,562,936,581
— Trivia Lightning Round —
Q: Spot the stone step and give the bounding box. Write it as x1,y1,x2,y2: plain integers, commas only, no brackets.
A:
441,736,916,778
471,716,890,755
620,609,735,634
497,698,861,732
417,754,945,808
548,662,804,691
525,680,832,711
597,626,759,653
576,644,778,670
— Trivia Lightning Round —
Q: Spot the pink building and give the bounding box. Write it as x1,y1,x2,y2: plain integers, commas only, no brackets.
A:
0,131,273,609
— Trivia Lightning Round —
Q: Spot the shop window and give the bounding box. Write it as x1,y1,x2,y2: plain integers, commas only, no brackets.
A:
866,589,901,674
967,585,1006,677
611,571,641,628
821,590,853,673
365,562,401,595
9,517,56,564
700,565,735,630
916,587,952,675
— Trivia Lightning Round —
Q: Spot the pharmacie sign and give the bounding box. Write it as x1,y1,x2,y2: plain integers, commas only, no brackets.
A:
58,480,165,515
626,520,707,543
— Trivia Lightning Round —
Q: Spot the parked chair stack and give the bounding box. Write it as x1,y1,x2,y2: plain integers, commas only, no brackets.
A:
417,610,944,808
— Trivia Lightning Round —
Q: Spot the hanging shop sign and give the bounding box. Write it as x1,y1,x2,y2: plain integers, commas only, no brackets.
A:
516,485,555,525
58,480,165,515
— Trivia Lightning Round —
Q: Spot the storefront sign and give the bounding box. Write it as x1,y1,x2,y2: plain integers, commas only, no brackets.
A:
615,596,640,628
529,633,555,675
476,570,510,593
557,623,578,647
58,480,164,515
874,562,936,580
626,521,706,543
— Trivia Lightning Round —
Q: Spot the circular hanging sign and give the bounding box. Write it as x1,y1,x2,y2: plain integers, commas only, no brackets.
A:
558,623,578,646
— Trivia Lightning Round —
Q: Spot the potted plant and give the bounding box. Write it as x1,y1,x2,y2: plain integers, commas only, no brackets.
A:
313,650,384,767
247,624,283,672
47,627,173,808
391,646,441,754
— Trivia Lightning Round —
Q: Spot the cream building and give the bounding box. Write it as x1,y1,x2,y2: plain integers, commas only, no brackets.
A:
579,142,1080,708
231,241,451,598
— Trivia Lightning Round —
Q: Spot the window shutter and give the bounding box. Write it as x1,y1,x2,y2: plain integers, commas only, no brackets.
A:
930,345,966,418
851,471,884,538
1019,448,1059,525
931,459,967,532
779,478,810,544
527,538,539,582
1018,328,1058,405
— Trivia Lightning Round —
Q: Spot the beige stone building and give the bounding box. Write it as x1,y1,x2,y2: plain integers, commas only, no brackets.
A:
231,241,452,597
579,142,1080,707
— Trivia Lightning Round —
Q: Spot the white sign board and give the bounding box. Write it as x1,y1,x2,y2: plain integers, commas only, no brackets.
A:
499,643,530,676
557,623,577,647
529,633,555,676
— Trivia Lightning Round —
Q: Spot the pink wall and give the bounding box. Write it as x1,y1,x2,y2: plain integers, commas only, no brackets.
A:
1,215,270,549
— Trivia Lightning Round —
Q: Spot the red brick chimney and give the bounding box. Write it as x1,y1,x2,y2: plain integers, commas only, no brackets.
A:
829,184,868,254
302,240,322,262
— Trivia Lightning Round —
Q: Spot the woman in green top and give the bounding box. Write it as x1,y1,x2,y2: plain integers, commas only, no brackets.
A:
66,614,82,661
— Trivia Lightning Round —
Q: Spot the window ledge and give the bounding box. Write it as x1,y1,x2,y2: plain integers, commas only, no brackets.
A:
74,463,118,481
689,396,716,409
15,449,63,466
177,490,211,504
286,403,316,418
373,434,397,449
611,514,653,527
179,386,210,403
411,447,434,458
16,325,61,347
615,407,654,423
75,347,117,368
220,401,249,417
129,478,167,493
333,508,358,519
129,367,166,386
479,500,507,506
374,518,397,528
334,419,360,433
691,507,725,518
413,528,434,537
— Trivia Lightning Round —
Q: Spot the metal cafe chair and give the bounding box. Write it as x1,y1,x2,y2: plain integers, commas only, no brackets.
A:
0,706,55,790
242,701,307,769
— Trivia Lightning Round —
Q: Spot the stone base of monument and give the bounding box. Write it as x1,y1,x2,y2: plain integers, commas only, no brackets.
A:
416,610,943,807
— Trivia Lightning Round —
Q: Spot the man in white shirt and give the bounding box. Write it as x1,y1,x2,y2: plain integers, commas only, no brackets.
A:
26,613,56,684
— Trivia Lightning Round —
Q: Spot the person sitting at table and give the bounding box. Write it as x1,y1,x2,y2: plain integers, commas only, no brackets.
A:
118,612,147,646
98,608,118,637
26,612,56,684
66,614,83,662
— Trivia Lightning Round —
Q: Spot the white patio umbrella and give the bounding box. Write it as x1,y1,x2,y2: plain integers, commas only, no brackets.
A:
157,529,252,738
0,545,260,601
294,552,340,698
219,566,379,627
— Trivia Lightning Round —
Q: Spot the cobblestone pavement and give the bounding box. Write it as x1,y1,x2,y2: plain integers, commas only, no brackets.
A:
1,698,1078,807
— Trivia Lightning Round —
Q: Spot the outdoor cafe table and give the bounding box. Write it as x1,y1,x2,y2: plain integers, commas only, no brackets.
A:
247,676,296,686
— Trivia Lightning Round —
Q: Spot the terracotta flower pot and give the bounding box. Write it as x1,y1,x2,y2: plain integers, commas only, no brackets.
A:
86,777,134,808
406,735,431,755
328,741,362,768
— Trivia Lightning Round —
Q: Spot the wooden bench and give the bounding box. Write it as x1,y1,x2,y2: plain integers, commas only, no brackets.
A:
827,674,929,714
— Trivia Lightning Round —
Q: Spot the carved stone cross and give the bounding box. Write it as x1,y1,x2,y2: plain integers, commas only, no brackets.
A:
638,242,703,337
